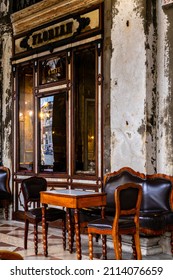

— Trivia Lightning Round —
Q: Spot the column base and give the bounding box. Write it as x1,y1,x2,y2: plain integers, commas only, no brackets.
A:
106,234,171,256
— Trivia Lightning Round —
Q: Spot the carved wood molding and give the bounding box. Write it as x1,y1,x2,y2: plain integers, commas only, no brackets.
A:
11,0,104,36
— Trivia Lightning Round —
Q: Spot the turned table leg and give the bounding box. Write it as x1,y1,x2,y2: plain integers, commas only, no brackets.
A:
42,204,48,257
88,233,93,260
74,208,81,260
66,208,73,254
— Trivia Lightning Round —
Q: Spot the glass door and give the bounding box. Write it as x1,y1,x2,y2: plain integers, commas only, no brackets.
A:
39,92,67,173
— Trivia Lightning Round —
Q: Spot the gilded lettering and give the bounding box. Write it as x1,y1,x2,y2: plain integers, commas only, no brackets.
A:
31,20,74,47
55,26,60,38
37,33,43,44
48,67,61,76
43,31,48,42
32,34,38,45
66,22,73,34
60,25,65,36
48,29,55,40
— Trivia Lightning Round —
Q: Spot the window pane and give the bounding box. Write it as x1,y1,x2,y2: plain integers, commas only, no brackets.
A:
74,47,96,173
18,66,34,171
39,93,67,172
39,55,66,85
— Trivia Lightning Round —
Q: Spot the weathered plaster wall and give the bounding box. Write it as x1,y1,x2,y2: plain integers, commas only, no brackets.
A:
145,0,157,174
110,0,173,176
110,0,148,172
156,1,173,175
103,0,112,173
0,0,13,169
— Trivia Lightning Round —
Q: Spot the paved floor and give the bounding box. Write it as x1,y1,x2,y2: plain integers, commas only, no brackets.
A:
0,216,173,260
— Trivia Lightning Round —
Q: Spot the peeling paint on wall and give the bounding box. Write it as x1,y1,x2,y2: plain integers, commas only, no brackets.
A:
156,2,173,175
110,0,147,172
164,8,173,168
0,0,12,168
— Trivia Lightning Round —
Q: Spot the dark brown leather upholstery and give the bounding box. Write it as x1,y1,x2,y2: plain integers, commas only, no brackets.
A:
104,170,145,215
21,176,66,255
139,212,166,232
0,166,12,220
141,178,171,212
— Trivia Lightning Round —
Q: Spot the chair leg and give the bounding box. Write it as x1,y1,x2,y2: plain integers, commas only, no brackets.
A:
4,206,9,220
112,233,121,260
71,222,76,251
170,231,173,255
45,223,49,255
46,223,48,236
95,234,100,242
119,235,122,259
133,232,142,260
34,223,38,255
24,219,29,249
132,236,137,259
62,218,66,250
88,233,93,260
102,235,107,259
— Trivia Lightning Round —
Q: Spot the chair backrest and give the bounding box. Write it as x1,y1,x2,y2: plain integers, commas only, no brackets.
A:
104,167,145,215
104,167,173,215
21,176,47,210
113,183,142,228
0,166,11,194
141,175,173,212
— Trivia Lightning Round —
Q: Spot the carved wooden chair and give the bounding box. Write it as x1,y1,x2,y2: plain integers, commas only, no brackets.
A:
0,166,12,220
21,176,66,255
88,183,142,260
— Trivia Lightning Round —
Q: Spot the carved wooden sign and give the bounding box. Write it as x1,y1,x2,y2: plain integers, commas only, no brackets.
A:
162,0,173,7
14,8,100,56
19,18,79,50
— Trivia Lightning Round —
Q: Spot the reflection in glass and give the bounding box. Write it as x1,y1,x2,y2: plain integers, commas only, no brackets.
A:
19,66,34,171
74,47,96,173
39,93,67,172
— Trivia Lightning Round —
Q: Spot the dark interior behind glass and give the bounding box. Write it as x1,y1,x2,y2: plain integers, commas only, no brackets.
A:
74,47,96,174
18,66,34,171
